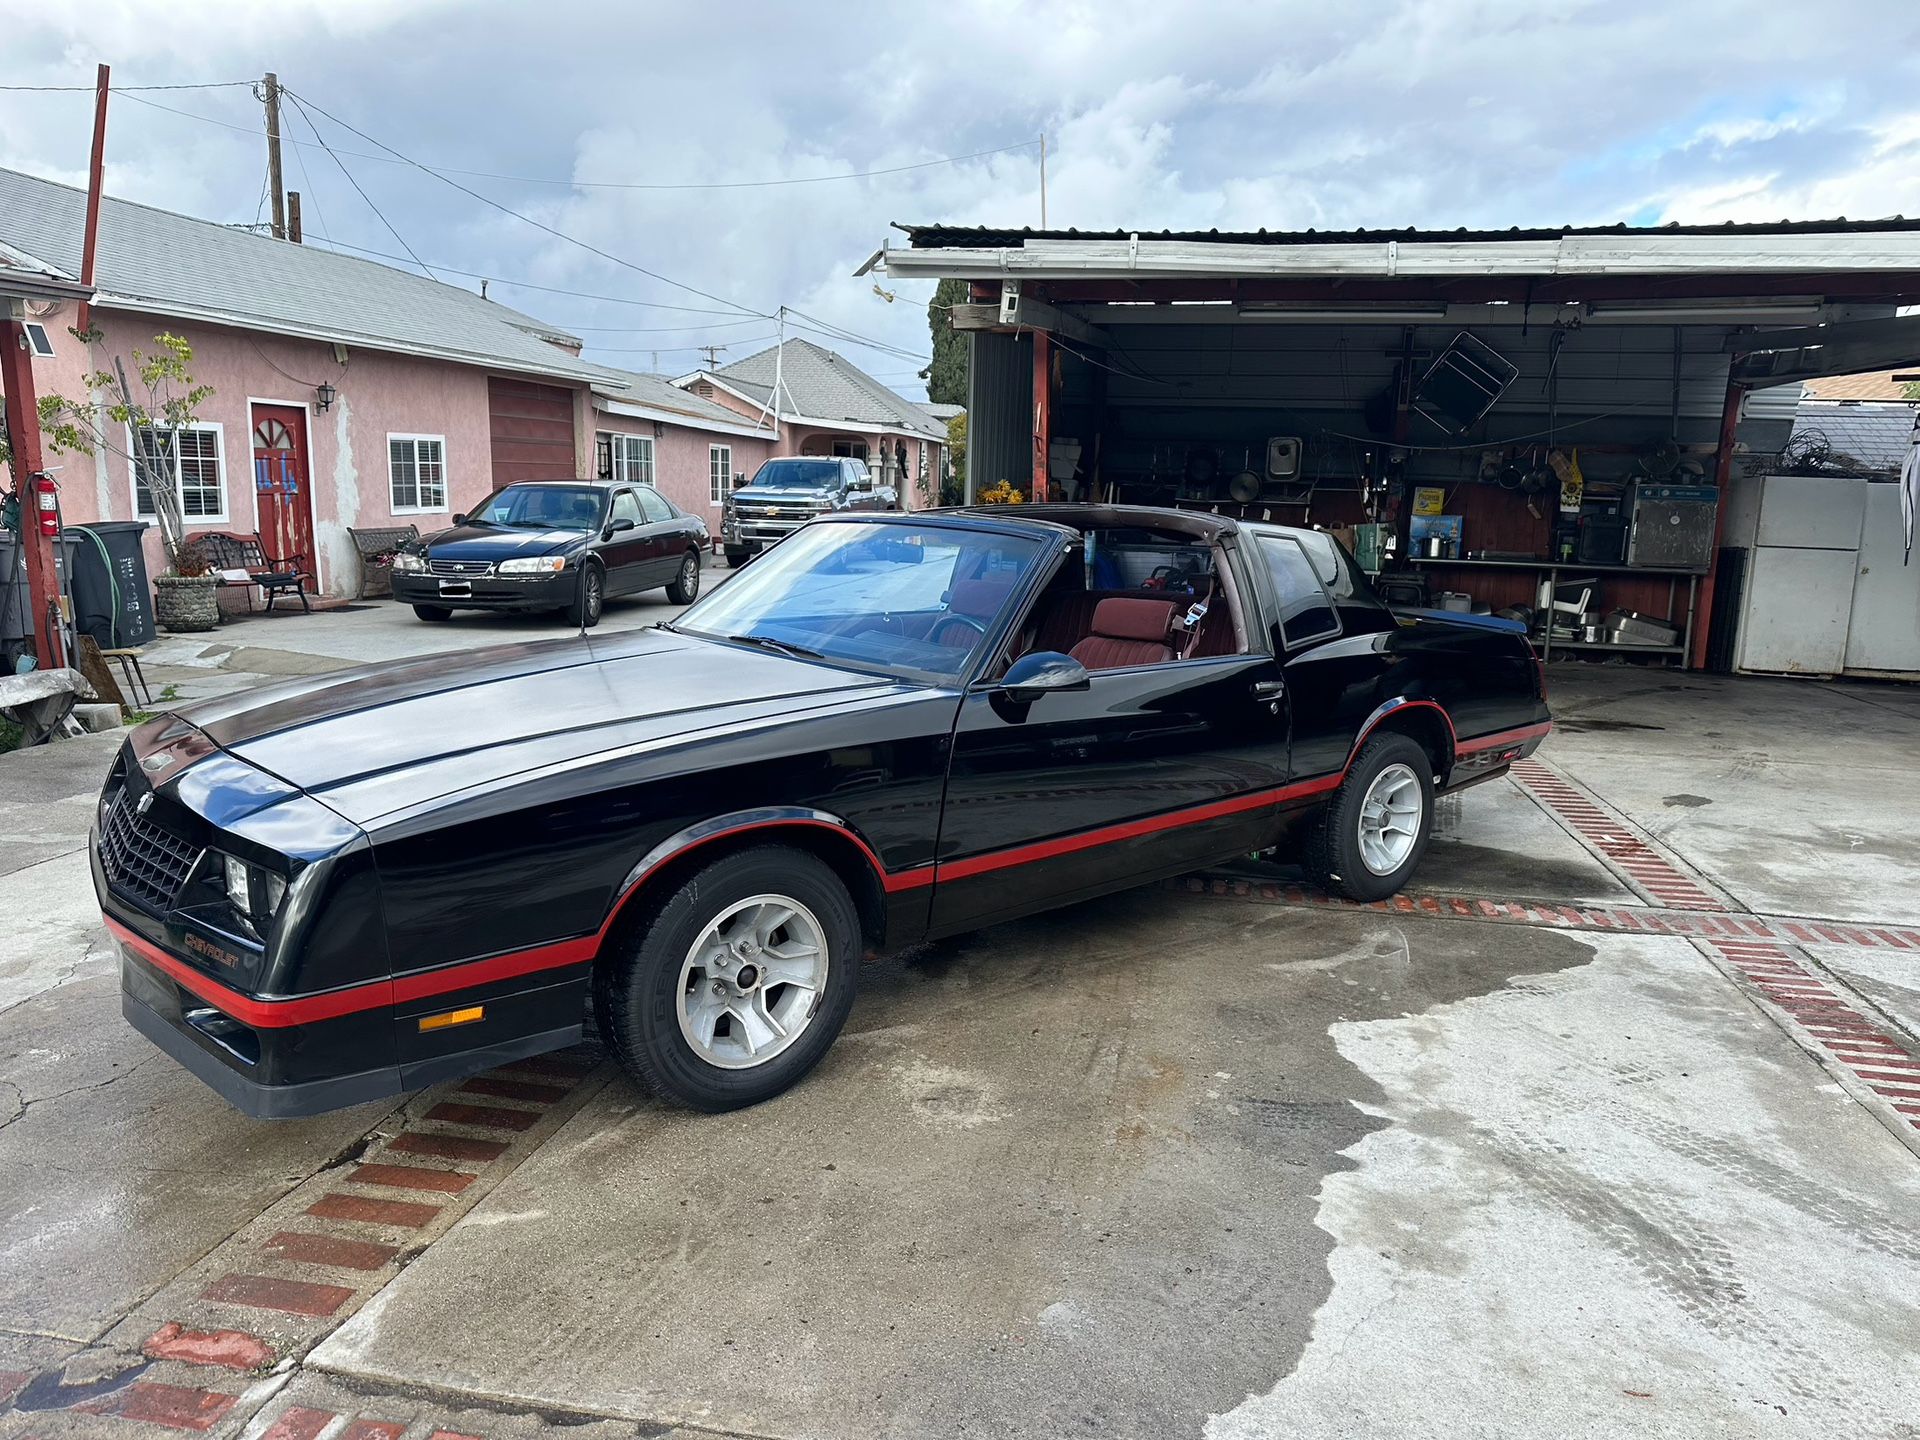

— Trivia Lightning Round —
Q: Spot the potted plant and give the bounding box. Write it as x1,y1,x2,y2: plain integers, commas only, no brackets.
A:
39,332,220,632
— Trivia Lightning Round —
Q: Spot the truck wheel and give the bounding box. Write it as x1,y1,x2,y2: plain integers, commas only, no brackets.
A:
592,846,859,1111
1306,732,1435,902
412,605,453,623
563,563,604,628
724,547,752,569
665,550,701,604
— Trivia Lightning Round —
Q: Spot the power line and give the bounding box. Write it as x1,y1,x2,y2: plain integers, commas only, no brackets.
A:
283,91,435,280
0,80,256,92
284,86,765,318
282,91,332,245
83,90,1040,189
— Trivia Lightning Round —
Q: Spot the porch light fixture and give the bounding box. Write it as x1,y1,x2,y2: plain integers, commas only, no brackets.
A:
315,380,337,412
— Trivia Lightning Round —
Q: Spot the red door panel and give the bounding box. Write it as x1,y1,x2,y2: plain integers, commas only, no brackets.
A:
251,405,314,588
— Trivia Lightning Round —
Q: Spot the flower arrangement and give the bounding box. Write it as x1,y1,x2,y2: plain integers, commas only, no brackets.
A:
978,479,1025,505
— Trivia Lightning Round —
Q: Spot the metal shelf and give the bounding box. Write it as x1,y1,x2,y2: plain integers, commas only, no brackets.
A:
1396,555,1699,667
1405,557,1705,577
1540,639,1687,655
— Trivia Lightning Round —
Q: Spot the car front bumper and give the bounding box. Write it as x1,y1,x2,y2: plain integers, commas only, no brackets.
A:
391,570,582,611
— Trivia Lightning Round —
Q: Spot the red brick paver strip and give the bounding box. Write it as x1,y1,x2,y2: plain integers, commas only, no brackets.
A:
201,1273,355,1318
307,1193,442,1227
460,1074,572,1104
426,1101,541,1131
142,1321,274,1370
80,1380,237,1431
386,1131,509,1162
264,1231,400,1271
348,1162,477,1194
259,1406,340,1440
339,1419,408,1440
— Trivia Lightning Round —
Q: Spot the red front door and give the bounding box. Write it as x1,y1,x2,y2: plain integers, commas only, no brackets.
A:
252,405,314,587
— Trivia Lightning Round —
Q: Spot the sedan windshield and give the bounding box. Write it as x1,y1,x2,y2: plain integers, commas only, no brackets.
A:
674,521,1043,681
469,483,607,531
746,459,845,490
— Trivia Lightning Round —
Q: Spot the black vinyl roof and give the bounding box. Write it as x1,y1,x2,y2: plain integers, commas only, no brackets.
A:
897,217,1920,249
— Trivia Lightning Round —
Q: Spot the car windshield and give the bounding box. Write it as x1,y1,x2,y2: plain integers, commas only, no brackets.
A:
747,459,844,490
470,483,606,531
673,520,1044,681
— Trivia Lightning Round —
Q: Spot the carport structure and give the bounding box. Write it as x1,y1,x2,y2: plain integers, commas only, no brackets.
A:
869,220,1920,669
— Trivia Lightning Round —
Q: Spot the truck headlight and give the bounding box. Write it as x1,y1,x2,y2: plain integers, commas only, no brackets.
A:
391,552,426,573
498,556,568,574
221,852,288,940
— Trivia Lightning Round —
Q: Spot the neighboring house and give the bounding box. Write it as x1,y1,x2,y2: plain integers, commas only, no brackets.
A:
676,339,946,506
1790,399,1919,476
588,369,776,521
1801,370,1919,403
919,401,964,425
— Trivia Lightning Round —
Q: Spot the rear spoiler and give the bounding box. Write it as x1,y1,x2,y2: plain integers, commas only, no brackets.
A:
1392,606,1528,635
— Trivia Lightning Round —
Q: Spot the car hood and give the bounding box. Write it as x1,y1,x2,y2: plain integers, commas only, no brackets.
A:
175,628,929,824
422,524,589,559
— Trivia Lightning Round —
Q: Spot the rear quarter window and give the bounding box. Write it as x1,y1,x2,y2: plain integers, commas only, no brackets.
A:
1256,535,1341,647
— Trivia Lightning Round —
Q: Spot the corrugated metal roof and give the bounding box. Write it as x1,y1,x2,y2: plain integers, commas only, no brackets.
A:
705,339,944,439
0,166,616,384
898,218,1920,249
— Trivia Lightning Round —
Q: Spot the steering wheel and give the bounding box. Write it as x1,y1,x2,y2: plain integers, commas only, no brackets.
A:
928,613,988,648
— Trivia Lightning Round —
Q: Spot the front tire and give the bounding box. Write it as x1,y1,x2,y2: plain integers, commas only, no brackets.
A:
593,846,859,1111
724,547,752,569
412,604,453,623
563,563,604,628
1305,732,1435,902
665,550,701,604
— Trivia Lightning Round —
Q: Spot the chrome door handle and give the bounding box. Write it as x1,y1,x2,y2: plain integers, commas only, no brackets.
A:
1251,679,1286,699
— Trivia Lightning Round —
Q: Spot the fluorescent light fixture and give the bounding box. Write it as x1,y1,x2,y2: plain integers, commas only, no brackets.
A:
1237,304,1450,323
1584,301,1825,323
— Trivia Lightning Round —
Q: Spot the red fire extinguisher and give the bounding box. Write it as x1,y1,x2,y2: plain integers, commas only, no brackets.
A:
32,474,59,538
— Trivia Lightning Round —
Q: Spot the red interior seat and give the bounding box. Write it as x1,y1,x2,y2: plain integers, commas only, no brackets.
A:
1069,597,1177,670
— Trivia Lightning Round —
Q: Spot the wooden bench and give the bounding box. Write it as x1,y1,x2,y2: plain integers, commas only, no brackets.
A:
193,533,312,615
346,523,420,599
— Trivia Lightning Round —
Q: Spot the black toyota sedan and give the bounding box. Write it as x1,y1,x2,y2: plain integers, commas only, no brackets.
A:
389,479,709,627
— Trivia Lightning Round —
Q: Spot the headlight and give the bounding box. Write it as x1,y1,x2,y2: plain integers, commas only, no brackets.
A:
498,556,568,575
220,851,288,941
391,552,426,573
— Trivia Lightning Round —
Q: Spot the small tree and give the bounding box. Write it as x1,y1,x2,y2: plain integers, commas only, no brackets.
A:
38,332,214,575
943,411,967,506
920,278,969,406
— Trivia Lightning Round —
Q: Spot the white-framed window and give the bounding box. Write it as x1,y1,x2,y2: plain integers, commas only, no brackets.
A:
388,434,448,513
24,322,55,358
130,422,228,523
709,444,733,505
611,432,654,486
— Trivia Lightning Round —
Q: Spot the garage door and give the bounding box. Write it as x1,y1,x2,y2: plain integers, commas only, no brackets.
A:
487,377,577,485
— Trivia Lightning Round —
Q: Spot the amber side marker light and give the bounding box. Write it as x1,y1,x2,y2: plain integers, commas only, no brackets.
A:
418,1006,485,1032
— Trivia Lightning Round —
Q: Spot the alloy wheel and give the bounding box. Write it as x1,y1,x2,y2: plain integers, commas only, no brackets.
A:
1356,762,1422,875
676,894,829,1070
680,555,699,598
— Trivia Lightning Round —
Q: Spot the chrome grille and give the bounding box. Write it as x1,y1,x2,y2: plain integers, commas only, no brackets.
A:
99,793,201,913
427,558,493,577
732,498,823,521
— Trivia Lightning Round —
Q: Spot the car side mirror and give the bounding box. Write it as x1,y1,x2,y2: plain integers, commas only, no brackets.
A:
606,517,636,536
452,514,467,525
991,651,1091,705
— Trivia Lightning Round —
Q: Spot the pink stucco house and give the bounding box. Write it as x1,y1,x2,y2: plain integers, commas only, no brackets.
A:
0,167,924,599
677,339,946,508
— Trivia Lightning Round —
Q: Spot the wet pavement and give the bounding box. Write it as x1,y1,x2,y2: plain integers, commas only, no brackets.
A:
2,648,1918,1438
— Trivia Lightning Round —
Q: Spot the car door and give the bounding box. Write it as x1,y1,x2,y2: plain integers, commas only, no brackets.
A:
632,485,682,588
929,547,1291,937
599,488,650,595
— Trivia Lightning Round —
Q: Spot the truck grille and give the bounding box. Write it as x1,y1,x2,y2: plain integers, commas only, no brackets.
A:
100,793,202,913
427,558,493,577
732,499,823,522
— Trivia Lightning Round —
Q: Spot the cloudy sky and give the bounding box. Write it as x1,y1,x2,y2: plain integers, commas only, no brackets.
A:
5,0,1918,397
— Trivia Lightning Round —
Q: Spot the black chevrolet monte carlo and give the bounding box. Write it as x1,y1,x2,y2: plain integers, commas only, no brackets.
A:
96,505,1550,1118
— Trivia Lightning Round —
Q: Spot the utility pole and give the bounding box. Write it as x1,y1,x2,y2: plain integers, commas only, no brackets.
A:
699,344,727,371
1039,132,1048,229
262,72,286,240
76,64,110,335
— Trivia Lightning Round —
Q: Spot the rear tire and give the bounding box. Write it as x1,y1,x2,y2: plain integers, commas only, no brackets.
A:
1305,732,1435,902
593,846,859,1111
665,550,701,604
412,604,452,623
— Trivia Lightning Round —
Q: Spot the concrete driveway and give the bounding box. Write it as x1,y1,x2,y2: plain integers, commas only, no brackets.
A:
2,639,1917,1439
